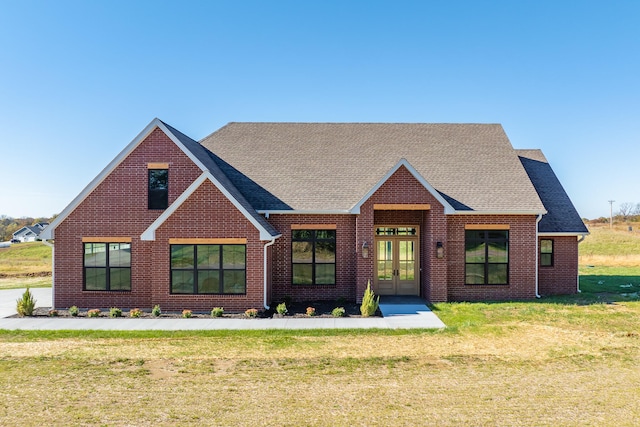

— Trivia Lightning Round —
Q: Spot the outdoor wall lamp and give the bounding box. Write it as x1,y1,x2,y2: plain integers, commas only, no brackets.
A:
436,241,444,259
362,241,369,258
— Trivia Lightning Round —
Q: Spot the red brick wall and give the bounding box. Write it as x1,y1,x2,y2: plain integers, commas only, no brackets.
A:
355,165,448,302
54,127,208,310
267,214,357,303
538,236,579,295
446,215,538,301
151,180,265,312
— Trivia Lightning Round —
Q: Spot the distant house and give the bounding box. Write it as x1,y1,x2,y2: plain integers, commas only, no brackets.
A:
12,223,49,242
40,119,588,311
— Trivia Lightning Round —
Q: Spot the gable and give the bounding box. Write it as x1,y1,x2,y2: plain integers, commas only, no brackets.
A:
41,118,279,241
351,159,453,214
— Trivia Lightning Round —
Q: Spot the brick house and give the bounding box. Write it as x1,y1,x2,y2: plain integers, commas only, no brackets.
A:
40,119,588,311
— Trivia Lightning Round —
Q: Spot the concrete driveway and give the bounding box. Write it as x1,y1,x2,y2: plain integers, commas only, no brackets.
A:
0,288,52,318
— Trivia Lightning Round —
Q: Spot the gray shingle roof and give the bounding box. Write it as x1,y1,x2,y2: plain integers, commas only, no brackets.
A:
517,149,588,234
199,123,546,213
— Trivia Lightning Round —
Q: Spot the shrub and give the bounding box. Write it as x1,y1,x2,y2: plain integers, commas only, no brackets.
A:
211,307,224,318
129,308,142,318
360,280,380,317
152,304,161,317
182,309,192,318
69,306,79,317
88,309,101,318
306,306,316,317
48,309,59,317
245,308,259,318
16,287,37,317
331,307,346,317
276,302,288,315
109,307,123,318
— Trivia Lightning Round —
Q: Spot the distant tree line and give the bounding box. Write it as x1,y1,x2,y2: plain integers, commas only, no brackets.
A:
0,215,57,241
586,202,640,224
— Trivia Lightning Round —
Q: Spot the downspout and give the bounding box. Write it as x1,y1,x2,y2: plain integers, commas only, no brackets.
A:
576,234,587,293
535,215,542,298
42,240,55,309
263,238,276,310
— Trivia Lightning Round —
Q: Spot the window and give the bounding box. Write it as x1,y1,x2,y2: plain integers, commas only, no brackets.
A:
148,169,168,209
84,243,131,291
540,239,553,267
292,229,336,285
465,230,509,285
170,244,246,294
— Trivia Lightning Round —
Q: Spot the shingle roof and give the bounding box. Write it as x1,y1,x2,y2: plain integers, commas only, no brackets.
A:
517,149,588,234
200,123,546,213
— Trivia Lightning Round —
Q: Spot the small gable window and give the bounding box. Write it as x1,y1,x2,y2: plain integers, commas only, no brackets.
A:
84,242,131,291
148,169,168,210
465,230,509,285
292,229,336,285
540,239,553,267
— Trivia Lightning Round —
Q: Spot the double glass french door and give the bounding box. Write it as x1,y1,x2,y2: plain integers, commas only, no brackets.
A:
374,226,419,295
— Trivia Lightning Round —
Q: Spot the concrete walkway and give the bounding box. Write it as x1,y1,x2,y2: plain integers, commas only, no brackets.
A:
0,289,445,330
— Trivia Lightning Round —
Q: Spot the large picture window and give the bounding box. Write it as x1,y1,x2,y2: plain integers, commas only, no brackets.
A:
84,242,131,291
292,229,336,285
465,230,509,285
170,244,246,294
148,169,168,209
540,239,554,267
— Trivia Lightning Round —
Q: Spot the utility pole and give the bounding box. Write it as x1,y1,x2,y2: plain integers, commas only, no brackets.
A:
608,200,615,229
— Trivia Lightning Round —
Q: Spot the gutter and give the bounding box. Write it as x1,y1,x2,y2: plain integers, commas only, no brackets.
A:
576,234,587,293
263,238,277,310
535,214,543,298
41,240,55,309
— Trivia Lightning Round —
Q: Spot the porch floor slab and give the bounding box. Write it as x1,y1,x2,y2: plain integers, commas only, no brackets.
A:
378,296,446,329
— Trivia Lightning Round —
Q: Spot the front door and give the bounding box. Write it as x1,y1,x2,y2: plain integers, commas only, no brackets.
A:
374,226,419,295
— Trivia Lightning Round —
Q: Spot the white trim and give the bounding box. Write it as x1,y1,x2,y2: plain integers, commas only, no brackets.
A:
350,159,456,214
258,209,351,216
263,238,276,309
40,118,203,240
535,214,542,298
538,232,590,237
451,210,547,216
140,172,280,241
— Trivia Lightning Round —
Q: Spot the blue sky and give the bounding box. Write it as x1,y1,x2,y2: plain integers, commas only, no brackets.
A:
0,0,638,220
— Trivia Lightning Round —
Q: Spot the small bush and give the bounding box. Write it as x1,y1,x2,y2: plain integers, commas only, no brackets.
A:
129,308,142,318
331,307,346,317
306,306,316,317
109,307,123,318
276,302,288,315
182,309,192,318
16,287,36,317
69,306,79,317
245,308,259,318
360,280,380,317
211,307,224,318
88,309,101,318
48,309,59,317
152,304,161,317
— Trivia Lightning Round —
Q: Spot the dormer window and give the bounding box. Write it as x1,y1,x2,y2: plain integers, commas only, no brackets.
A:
148,166,168,210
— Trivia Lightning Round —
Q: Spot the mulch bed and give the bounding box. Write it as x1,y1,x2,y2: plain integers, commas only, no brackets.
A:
16,300,379,319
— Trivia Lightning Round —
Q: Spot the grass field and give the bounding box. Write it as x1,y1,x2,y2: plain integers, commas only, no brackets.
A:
0,242,51,289
1,225,639,425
